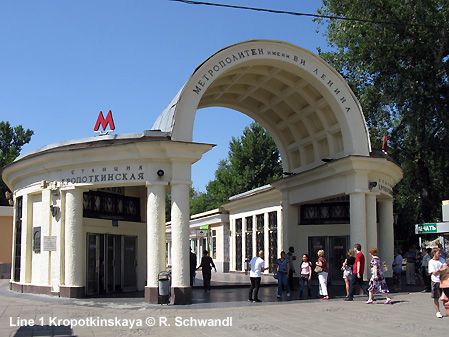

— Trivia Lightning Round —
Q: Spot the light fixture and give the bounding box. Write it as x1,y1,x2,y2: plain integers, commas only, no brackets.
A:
5,191,13,206
50,205,59,217
157,170,165,178
369,181,378,189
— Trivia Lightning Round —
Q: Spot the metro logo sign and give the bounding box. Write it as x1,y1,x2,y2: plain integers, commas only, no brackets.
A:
94,110,115,134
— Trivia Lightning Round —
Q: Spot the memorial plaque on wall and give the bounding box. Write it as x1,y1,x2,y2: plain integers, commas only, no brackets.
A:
43,236,57,251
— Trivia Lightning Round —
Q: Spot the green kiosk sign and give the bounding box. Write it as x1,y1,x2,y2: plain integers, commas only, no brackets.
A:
415,223,438,234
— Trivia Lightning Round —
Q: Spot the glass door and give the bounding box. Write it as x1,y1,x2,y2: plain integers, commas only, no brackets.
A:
308,236,348,285
86,233,100,295
308,236,326,283
329,236,348,285
105,234,116,293
122,235,138,292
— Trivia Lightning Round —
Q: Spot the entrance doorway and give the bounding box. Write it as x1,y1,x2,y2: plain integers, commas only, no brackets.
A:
86,233,138,295
308,236,349,285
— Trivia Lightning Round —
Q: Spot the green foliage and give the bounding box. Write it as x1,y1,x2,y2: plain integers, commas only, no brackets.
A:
191,122,283,213
316,0,449,244
0,121,34,205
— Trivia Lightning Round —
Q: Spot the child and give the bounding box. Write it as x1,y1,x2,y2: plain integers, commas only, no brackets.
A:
428,247,448,318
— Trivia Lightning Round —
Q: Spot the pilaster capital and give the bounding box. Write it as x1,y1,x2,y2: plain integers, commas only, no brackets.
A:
146,181,169,187
366,191,380,197
60,185,88,192
170,180,192,186
351,189,370,194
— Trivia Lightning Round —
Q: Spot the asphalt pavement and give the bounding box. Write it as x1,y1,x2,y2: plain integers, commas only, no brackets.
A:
0,274,447,337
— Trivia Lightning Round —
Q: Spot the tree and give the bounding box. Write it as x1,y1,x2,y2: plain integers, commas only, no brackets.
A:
0,121,34,205
316,1,449,243
195,122,283,212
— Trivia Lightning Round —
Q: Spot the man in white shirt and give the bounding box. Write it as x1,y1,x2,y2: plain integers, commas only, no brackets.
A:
428,247,448,318
248,250,269,302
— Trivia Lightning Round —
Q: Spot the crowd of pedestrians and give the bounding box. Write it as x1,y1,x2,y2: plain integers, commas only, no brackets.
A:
191,241,448,319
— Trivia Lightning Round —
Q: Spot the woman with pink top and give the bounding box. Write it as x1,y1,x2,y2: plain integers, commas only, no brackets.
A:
299,254,312,299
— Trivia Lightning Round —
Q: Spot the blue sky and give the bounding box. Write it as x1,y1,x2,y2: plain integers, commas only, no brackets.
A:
1,0,329,192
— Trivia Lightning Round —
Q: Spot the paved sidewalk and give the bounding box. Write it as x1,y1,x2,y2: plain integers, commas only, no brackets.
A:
0,277,447,337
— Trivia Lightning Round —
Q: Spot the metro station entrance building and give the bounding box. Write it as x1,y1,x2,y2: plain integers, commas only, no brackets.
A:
2,40,403,304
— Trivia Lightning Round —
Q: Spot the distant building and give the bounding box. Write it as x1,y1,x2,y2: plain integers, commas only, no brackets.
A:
166,208,230,273
0,206,13,279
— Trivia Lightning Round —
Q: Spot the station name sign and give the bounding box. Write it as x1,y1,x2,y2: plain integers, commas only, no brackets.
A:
376,178,394,196
61,165,145,185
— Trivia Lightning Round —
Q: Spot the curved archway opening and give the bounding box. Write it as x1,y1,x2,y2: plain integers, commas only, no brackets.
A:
196,60,345,174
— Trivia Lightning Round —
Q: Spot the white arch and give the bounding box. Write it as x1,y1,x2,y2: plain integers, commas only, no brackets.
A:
152,40,371,173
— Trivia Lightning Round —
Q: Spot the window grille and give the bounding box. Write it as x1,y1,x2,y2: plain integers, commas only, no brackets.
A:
13,196,23,282
245,216,253,263
268,211,277,273
235,218,242,270
300,202,349,224
83,191,141,222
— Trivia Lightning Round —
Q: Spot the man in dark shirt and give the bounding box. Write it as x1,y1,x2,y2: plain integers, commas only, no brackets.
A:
287,246,296,291
197,250,216,291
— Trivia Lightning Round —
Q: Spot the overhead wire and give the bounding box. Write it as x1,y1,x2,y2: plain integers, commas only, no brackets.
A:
169,0,447,29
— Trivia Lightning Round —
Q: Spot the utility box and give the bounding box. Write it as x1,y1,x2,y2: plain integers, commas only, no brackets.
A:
158,271,170,305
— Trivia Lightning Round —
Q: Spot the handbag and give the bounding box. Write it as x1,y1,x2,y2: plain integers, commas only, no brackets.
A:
314,265,323,273
381,261,388,273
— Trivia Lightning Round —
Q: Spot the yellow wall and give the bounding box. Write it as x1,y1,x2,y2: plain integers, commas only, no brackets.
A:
0,214,13,264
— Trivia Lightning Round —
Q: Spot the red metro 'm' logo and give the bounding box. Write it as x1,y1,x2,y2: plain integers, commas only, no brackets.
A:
94,110,115,135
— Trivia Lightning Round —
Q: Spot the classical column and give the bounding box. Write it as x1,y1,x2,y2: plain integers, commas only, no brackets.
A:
281,192,296,255
60,187,84,298
222,222,230,273
170,181,191,304
40,189,51,288
350,192,368,280
145,182,167,304
365,193,378,253
377,199,394,278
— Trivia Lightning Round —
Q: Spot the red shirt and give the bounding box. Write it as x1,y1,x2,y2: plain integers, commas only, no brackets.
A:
353,251,365,275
